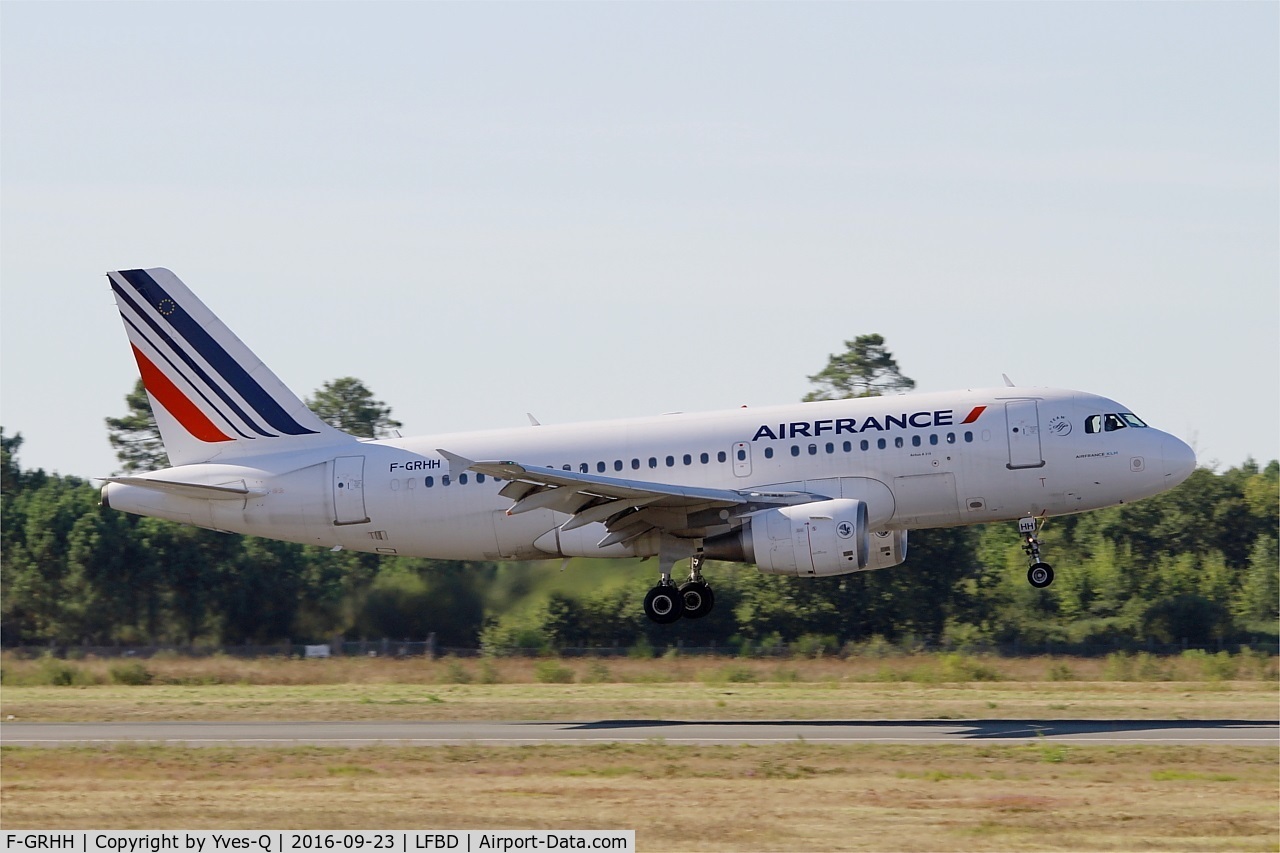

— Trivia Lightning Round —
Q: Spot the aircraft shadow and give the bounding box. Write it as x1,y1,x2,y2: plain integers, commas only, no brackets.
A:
564,719,1277,739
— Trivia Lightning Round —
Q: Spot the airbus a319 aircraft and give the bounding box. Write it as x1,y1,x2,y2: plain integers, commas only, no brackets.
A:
101,268,1197,623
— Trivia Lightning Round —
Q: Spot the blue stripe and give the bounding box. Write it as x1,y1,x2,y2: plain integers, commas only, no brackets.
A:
120,314,258,441
118,270,318,437
112,280,276,438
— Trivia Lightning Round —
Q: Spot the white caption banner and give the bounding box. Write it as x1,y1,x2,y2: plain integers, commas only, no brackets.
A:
1,832,636,853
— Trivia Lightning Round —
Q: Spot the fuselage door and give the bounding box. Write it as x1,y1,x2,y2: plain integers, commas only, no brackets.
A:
332,455,370,525
732,442,752,478
1005,401,1045,469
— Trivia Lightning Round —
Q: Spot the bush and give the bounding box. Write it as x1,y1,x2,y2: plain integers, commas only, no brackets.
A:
26,655,97,687
1236,648,1278,680
1103,652,1134,681
791,634,838,659
583,661,612,683
1182,649,1238,681
438,657,472,684
627,636,655,659
846,635,896,659
109,660,153,686
478,658,501,684
1045,661,1077,682
533,660,575,684
700,663,758,685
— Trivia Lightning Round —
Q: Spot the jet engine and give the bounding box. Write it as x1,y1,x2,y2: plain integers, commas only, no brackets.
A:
704,498,870,577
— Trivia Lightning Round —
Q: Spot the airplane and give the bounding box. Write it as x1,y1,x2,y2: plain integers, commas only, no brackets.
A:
100,268,1198,624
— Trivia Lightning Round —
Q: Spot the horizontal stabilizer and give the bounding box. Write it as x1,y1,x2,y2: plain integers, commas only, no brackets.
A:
99,476,266,501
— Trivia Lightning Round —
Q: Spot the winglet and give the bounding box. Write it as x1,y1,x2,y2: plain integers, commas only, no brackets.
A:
436,449,475,477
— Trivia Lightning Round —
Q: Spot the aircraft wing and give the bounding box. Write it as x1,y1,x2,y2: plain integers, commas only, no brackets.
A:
439,450,821,547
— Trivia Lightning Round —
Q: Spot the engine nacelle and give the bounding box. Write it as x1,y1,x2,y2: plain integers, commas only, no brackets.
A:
865,529,908,571
705,499,869,577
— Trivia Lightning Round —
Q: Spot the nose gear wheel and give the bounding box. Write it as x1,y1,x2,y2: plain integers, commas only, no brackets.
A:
1019,517,1054,588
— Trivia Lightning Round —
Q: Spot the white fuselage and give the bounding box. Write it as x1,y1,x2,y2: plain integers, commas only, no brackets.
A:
102,387,1194,563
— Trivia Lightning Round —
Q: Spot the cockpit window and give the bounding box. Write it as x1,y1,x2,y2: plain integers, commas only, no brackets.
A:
1086,412,1149,434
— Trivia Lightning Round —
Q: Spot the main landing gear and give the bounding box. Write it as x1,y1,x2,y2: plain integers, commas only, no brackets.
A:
1019,517,1055,589
643,542,716,624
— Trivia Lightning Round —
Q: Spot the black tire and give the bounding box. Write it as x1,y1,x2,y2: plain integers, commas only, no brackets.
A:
1027,562,1054,588
679,581,715,619
643,585,683,624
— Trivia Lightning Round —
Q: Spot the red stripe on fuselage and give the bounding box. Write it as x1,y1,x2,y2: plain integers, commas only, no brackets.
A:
961,406,988,424
131,345,233,443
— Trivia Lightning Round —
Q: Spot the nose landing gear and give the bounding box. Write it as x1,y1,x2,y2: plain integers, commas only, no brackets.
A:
1020,517,1055,589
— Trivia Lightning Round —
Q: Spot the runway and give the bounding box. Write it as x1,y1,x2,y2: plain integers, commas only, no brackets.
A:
3,719,1276,747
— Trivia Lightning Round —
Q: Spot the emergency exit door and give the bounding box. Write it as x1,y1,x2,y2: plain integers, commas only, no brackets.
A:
332,456,370,525
1005,401,1045,469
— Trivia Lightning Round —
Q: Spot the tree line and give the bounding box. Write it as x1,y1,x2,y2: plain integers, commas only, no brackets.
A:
2,339,1276,652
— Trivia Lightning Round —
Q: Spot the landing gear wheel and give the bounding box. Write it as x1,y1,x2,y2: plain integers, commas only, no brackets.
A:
679,581,715,619
643,585,683,624
1027,562,1054,589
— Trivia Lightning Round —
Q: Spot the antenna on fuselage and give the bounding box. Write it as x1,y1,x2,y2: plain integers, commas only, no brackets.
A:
1002,374,1016,387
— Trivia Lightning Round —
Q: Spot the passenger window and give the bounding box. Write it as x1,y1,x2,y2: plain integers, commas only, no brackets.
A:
580,463,588,473
930,434,939,446
425,476,434,487
947,433,956,444
825,442,834,454
683,454,692,465
477,474,486,483
764,447,774,459
717,451,727,463
562,464,571,471
648,457,658,468
860,440,869,451
911,436,921,447
791,445,800,457
877,438,887,450
964,431,973,443
666,455,675,467
614,460,623,471
700,452,709,464
808,444,818,455
737,449,746,461
459,474,468,485
895,437,904,448
442,475,451,487
597,462,606,473
631,459,640,470
843,441,852,452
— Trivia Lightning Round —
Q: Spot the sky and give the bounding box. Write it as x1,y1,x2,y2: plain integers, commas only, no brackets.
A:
2,2,1277,480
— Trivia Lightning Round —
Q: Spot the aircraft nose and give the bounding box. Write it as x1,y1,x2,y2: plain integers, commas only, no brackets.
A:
1162,436,1196,485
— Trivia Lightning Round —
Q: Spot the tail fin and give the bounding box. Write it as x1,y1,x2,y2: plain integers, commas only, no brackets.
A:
108,267,351,466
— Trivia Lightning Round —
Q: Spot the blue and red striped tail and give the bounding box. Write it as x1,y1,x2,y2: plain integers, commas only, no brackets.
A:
108,267,350,466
